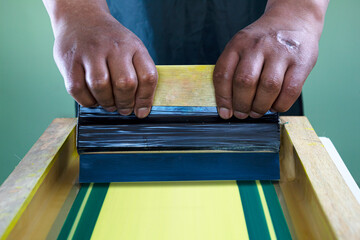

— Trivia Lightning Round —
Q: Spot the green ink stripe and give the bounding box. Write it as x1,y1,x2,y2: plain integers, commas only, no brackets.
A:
237,181,271,240
58,183,91,240
261,181,292,240
67,183,94,239
58,183,109,240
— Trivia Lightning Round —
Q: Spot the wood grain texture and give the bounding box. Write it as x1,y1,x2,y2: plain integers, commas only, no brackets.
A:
154,65,216,106
0,118,78,240
279,116,360,239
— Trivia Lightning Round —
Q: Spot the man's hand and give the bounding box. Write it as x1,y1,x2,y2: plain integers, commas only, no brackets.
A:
44,0,157,118
213,0,328,119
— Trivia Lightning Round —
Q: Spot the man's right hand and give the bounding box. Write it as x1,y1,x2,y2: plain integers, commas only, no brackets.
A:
44,0,157,118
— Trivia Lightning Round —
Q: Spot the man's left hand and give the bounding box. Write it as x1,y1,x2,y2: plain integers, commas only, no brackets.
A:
213,0,328,119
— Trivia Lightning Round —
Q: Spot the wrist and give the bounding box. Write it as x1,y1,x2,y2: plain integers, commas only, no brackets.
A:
44,0,110,37
264,0,329,38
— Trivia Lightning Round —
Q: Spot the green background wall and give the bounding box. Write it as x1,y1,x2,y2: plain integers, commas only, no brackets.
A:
0,1,359,185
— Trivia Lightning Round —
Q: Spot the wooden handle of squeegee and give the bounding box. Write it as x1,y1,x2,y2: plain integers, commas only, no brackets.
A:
153,65,216,107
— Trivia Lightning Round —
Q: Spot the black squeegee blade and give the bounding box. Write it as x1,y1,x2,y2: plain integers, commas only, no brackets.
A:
77,106,280,153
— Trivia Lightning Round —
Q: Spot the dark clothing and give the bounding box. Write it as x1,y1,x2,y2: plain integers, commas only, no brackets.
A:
107,0,267,65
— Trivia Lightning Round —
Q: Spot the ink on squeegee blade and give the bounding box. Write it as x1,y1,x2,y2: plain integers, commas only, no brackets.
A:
77,106,280,153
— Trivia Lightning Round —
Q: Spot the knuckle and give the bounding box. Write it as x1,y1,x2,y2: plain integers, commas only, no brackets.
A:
141,71,158,86
65,81,83,96
114,76,137,91
89,79,109,93
261,76,282,93
234,73,257,89
214,71,228,82
284,83,301,98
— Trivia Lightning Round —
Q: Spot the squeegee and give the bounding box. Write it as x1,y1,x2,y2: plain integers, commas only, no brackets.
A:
76,65,280,182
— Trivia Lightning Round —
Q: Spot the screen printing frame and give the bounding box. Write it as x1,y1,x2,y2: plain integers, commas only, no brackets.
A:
1,65,360,239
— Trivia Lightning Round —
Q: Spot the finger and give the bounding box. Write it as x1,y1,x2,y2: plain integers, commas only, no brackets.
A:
133,50,158,118
250,59,287,118
271,64,309,112
213,50,239,119
63,62,97,107
232,53,264,119
83,57,116,112
108,54,138,115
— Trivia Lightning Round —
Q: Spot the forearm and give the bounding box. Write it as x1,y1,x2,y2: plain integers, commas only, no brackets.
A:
43,0,110,36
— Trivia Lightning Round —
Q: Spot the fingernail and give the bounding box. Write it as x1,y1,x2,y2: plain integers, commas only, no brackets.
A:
219,107,232,119
234,111,248,119
249,111,263,118
118,108,133,115
104,106,117,112
136,107,150,118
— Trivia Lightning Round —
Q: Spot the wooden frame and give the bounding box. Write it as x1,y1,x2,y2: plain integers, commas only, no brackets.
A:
0,119,79,240
1,66,359,239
